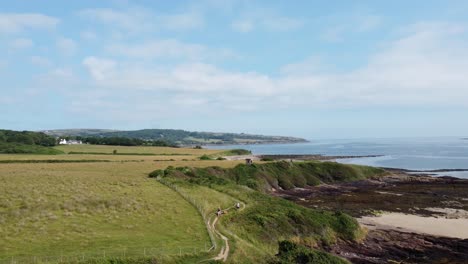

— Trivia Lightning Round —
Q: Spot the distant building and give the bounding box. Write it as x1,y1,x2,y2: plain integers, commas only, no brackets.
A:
59,139,82,145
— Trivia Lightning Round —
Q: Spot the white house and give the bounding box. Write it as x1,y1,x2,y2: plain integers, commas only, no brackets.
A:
59,139,82,145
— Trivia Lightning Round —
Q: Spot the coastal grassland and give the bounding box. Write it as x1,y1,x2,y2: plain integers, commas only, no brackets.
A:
150,162,382,263
0,147,244,263
53,144,222,156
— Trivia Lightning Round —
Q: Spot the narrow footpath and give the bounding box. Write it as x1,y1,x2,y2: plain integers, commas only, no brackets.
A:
207,203,245,262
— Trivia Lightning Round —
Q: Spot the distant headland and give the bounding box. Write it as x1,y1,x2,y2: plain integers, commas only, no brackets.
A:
42,128,308,146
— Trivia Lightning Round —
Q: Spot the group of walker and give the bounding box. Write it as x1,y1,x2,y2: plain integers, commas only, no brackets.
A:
216,202,241,217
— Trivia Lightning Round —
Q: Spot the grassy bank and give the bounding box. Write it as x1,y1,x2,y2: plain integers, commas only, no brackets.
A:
156,161,385,192
149,161,384,263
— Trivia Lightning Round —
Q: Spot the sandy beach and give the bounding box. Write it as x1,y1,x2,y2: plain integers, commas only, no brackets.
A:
359,210,468,239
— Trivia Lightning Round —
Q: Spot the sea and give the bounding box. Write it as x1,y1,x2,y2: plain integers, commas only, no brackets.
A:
207,137,468,179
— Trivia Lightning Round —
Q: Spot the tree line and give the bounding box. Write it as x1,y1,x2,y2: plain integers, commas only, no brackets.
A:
0,129,56,146
73,136,178,147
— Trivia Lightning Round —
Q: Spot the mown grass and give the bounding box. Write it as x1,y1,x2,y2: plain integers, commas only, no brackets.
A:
0,145,242,263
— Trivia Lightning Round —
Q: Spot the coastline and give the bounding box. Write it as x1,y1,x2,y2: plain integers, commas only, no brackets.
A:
273,169,468,263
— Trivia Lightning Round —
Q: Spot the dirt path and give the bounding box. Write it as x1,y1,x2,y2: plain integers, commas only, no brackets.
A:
207,203,245,262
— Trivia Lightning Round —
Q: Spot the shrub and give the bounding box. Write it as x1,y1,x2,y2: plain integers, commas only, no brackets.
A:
199,155,211,160
275,240,349,264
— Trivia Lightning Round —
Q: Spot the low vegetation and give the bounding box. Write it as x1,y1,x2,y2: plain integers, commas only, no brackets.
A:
149,161,383,263
275,241,349,264
0,142,63,155
159,161,385,192
0,130,61,154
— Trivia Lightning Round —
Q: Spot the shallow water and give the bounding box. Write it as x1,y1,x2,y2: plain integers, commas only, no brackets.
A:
208,137,468,178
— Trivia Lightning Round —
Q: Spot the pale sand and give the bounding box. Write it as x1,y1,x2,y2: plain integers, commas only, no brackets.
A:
359,211,468,239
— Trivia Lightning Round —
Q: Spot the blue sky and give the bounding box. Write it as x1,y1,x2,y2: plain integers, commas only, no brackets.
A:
1,0,468,139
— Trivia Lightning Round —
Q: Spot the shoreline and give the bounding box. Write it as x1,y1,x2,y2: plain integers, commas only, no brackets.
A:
273,170,468,263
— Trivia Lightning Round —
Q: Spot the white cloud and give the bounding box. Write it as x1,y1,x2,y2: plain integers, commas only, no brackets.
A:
9,38,34,49
79,21,468,118
56,37,77,56
0,13,59,33
82,57,117,81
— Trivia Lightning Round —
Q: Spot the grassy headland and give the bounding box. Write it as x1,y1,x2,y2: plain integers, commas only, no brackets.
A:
149,161,384,263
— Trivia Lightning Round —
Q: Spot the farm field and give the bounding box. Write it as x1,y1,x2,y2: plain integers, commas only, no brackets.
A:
0,145,243,262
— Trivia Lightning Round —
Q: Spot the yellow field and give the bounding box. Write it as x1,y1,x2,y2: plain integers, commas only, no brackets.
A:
0,145,244,262
53,144,222,155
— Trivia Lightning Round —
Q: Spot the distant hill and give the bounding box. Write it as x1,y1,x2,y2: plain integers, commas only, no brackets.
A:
42,129,120,137
43,129,308,146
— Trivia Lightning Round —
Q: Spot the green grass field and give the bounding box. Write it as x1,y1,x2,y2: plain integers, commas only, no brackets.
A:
0,144,379,263
0,145,244,263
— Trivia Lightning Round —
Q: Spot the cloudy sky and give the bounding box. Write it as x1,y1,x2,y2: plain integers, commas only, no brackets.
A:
1,0,468,139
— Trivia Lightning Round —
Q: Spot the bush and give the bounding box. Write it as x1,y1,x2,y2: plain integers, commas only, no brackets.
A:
148,170,164,178
199,155,212,160
224,149,252,155
275,240,349,264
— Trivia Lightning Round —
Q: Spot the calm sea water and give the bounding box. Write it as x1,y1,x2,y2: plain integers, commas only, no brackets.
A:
208,137,468,179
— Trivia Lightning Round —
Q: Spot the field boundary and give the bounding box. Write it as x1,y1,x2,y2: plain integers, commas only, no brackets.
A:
0,246,205,264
